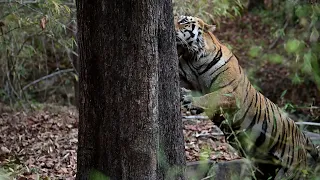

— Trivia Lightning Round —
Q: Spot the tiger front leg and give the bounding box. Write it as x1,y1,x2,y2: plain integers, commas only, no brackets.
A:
183,90,238,120
180,88,205,114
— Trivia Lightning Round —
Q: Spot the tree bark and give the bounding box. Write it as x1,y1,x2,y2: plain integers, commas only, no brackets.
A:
157,0,186,179
76,0,185,179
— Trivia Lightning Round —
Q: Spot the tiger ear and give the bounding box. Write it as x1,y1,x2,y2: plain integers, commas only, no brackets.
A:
204,24,216,33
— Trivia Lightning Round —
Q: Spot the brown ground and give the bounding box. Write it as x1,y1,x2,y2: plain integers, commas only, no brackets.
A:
0,105,240,179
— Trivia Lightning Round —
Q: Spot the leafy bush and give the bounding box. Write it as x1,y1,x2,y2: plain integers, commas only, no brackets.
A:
0,0,77,109
253,1,320,90
173,0,244,24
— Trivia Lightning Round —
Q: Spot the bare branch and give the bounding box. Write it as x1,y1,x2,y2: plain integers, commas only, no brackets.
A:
296,122,320,127
182,115,209,120
21,68,74,91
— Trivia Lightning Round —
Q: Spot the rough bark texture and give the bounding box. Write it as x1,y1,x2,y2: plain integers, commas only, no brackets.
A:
76,0,185,179
157,0,186,179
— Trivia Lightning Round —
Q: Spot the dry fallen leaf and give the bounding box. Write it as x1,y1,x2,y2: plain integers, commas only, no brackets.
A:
40,16,47,30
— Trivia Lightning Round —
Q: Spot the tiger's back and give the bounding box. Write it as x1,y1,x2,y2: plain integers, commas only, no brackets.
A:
175,15,319,179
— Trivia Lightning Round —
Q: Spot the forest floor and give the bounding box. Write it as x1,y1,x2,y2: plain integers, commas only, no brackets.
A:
0,13,319,179
0,104,240,179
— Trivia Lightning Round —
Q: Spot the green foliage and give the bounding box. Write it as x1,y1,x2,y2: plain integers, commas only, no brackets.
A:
285,2,320,88
248,46,262,58
89,170,110,180
250,1,320,90
268,54,284,64
0,1,76,109
173,0,244,24
284,39,304,54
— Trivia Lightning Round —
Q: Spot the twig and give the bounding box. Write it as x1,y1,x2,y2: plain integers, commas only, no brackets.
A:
21,68,74,91
66,48,79,75
182,115,209,120
269,20,289,50
195,133,224,138
0,0,38,4
16,32,41,56
0,25,31,37
0,4,24,19
201,175,214,180
6,72,19,99
296,122,320,127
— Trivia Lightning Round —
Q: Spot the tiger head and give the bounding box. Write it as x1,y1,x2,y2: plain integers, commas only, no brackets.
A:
175,15,223,60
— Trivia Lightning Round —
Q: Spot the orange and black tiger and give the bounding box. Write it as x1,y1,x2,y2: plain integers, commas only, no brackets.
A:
175,15,319,179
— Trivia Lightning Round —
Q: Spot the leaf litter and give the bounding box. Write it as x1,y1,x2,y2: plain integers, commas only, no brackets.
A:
0,105,239,179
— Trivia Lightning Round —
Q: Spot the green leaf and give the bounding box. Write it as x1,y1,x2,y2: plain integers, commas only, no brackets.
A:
89,169,110,180
280,90,287,98
310,27,319,43
74,73,79,82
291,73,302,85
284,39,303,54
223,93,233,97
302,51,313,73
295,5,311,18
269,54,283,64
248,46,262,58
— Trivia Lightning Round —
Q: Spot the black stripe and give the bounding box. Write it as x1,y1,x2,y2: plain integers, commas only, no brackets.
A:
256,118,267,147
265,98,270,123
193,59,206,70
208,55,233,77
277,106,283,119
209,61,225,76
209,67,230,90
234,54,240,61
217,79,236,90
191,24,196,35
199,48,222,75
232,71,246,92
186,60,199,78
280,120,288,158
247,92,261,130
270,135,281,155
179,61,187,77
242,79,251,104
232,81,240,92
233,91,257,131
185,28,195,38
267,103,277,148
284,120,293,169
288,122,295,167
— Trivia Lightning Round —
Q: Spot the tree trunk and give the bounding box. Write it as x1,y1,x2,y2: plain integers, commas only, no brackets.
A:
157,0,186,179
76,0,185,179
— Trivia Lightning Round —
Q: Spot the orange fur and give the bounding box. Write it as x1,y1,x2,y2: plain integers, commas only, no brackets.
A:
176,15,319,179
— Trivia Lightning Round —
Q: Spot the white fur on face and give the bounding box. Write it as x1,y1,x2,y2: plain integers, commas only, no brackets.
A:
176,16,204,53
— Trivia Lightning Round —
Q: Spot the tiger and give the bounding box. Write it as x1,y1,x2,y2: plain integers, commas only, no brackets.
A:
175,15,319,179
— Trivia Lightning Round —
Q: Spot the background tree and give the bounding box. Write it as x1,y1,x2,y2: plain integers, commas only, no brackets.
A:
76,0,185,179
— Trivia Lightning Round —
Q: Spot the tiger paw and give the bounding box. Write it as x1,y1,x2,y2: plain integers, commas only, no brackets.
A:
189,106,205,115
180,87,193,106
180,88,204,115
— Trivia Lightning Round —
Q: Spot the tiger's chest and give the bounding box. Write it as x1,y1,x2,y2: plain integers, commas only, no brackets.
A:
178,59,214,93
